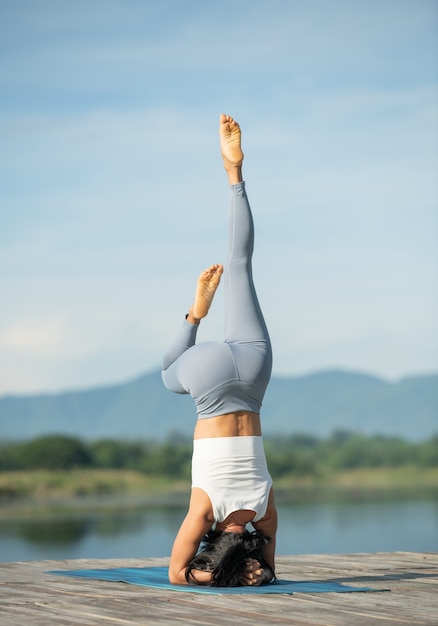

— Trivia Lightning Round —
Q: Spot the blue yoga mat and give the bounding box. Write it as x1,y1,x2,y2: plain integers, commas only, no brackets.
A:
48,566,386,595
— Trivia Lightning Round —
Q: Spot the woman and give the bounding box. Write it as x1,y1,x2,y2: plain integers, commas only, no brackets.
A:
162,114,277,586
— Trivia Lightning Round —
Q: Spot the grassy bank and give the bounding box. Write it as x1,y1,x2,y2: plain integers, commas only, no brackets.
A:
1,466,437,516
275,466,438,503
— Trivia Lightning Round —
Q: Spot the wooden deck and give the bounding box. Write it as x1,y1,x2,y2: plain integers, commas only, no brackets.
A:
0,552,437,626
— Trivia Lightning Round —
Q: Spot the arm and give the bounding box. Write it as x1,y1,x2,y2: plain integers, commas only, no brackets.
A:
168,488,214,585
252,488,278,580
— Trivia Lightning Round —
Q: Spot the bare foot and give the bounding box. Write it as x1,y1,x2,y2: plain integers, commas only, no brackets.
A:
219,114,244,173
192,264,223,320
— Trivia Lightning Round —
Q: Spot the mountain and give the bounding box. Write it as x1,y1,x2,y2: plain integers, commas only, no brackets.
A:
0,369,437,442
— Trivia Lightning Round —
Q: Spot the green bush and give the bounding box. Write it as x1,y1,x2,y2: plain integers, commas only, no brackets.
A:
89,439,146,469
0,432,436,476
15,435,92,470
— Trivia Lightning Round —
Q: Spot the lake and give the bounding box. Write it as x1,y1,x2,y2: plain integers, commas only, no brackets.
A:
1,499,437,563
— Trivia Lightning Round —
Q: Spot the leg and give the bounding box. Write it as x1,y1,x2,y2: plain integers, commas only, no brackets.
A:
190,264,223,322
162,263,223,385
219,115,271,347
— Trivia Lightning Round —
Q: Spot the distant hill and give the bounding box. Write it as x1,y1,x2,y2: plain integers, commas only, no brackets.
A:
0,369,437,442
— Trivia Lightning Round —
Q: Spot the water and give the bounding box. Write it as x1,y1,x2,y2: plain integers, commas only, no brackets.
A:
1,500,437,562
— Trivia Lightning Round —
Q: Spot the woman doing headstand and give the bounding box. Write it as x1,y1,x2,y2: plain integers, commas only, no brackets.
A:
162,114,277,587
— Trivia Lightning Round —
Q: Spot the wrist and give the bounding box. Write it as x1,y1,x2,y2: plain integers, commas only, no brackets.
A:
260,564,276,585
188,568,212,585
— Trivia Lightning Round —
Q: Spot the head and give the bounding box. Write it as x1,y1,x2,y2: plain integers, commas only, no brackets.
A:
185,528,271,586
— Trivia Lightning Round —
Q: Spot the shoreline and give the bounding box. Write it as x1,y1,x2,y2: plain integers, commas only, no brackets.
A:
1,466,437,517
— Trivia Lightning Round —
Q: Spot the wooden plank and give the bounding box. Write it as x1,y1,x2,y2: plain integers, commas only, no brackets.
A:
0,553,437,626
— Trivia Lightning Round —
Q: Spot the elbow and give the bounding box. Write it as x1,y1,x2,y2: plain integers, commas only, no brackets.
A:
168,568,186,586
168,568,178,585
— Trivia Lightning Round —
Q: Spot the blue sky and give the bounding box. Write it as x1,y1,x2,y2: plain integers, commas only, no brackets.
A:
1,0,437,395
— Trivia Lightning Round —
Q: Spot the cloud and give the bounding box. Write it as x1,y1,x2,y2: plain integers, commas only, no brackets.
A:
0,318,71,356
0,0,436,394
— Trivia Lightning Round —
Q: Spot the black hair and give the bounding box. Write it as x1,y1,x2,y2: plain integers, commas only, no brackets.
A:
185,529,275,587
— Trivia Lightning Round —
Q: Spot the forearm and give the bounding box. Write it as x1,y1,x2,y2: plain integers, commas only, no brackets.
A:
262,536,276,574
253,490,278,575
168,502,214,586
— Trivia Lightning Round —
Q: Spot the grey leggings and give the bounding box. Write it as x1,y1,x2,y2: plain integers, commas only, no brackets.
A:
161,183,272,418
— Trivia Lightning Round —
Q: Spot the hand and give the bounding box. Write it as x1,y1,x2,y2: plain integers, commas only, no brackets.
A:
240,558,271,587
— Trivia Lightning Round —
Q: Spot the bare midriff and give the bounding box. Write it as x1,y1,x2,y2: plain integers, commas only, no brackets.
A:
193,411,261,439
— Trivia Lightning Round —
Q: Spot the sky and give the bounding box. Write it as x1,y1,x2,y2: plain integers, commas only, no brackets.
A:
0,0,437,396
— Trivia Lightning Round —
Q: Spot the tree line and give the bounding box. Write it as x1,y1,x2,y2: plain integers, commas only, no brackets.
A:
0,431,437,479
